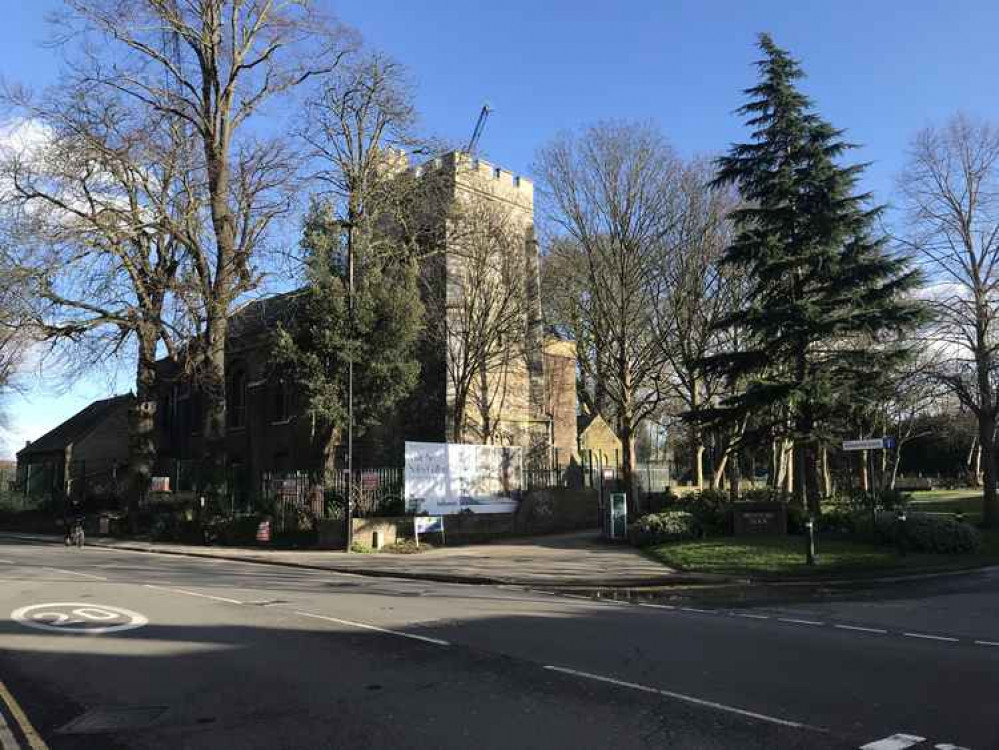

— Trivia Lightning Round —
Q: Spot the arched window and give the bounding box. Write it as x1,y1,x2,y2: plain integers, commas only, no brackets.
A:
227,370,247,429
272,376,292,423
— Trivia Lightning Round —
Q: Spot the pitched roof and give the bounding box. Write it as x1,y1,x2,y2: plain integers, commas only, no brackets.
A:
227,289,307,342
18,394,134,457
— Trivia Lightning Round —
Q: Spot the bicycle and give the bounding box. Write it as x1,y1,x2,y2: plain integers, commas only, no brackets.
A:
64,518,85,548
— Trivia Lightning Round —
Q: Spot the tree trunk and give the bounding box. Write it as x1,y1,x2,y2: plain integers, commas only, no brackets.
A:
620,416,638,514
981,412,998,528
804,440,821,516
859,450,869,492
783,442,794,496
792,440,806,508
727,449,740,502
712,451,729,491
126,327,159,532
201,309,229,499
200,129,236,502
820,443,832,498
690,383,704,489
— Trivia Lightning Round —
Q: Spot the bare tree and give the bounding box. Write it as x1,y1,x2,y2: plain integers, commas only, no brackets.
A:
898,114,999,527
57,0,353,495
649,159,742,489
0,252,30,436
0,84,191,514
275,51,436,469
536,122,681,503
442,193,532,444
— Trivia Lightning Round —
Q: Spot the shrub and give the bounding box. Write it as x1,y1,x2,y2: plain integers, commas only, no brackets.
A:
676,489,731,536
877,513,982,554
628,511,697,546
739,487,782,504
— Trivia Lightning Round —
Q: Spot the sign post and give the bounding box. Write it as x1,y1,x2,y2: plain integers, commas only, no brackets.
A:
414,515,445,548
841,437,895,452
842,437,896,524
605,492,627,540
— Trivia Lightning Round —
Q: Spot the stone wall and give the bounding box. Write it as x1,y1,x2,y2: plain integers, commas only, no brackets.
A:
318,517,401,550
316,488,599,549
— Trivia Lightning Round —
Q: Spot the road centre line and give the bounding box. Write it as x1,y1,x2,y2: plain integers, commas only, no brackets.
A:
543,665,819,731
859,733,926,750
834,624,888,634
0,680,49,750
902,632,960,643
546,592,993,648
143,584,243,605
43,568,107,581
295,611,451,647
0,559,14,564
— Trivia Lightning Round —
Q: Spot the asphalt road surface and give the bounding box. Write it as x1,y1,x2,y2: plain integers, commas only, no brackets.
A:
0,537,996,749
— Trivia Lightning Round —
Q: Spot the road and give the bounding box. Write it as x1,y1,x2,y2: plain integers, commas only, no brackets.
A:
0,537,996,750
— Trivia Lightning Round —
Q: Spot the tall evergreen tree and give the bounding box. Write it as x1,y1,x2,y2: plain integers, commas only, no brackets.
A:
272,199,424,470
706,34,926,512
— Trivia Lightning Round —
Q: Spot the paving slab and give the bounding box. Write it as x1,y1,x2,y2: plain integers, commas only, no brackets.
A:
0,530,722,588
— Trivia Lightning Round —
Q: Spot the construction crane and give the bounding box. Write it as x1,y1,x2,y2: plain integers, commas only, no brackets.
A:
465,104,492,155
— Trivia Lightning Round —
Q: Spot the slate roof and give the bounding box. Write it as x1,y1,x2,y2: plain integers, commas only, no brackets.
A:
17,394,134,458
227,289,307,342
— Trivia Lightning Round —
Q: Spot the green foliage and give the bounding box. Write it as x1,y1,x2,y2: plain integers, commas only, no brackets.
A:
271,199,424,457
350,540,374,554
676,489,731,536
878,513,983,554
705,34,926,503
628,511,698,546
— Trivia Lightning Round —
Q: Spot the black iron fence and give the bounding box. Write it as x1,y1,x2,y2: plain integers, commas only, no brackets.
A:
260,467,403,531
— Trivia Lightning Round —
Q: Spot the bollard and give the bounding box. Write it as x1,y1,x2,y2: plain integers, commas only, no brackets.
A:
897,510,907,556
805,516,816,566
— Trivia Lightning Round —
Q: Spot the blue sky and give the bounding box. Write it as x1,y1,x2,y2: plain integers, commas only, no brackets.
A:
3,0,998,458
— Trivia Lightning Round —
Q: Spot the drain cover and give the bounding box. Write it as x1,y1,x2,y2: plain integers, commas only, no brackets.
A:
58,706,168,734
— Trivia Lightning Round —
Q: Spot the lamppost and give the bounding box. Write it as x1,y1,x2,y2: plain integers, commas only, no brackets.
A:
343,217,355,552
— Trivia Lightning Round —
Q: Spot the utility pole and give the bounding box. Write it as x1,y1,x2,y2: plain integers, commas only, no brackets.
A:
345,217,355,552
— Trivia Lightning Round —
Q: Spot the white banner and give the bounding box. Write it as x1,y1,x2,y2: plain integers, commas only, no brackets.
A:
404,441,523,515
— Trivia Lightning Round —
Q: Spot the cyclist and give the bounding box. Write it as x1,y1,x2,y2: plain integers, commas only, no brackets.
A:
63,497,85,547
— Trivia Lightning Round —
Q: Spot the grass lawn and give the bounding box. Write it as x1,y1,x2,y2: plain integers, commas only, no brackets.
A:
646,529,999,579
908,488,983,521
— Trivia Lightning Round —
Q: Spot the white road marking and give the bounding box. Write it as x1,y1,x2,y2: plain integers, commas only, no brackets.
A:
902,632,959,643
43,567,107,581
295,611,451,647
974,639,999,647
679,606,712,613
11,603,147,635
735,613,770,620
143,584,243,605
935,744,970,749
637,603,676,610
0,709,20,750
835,625,888,634
0,679,49,749
778,618,824,626
0,559,15,564
859,733,926,750
543,665,818,731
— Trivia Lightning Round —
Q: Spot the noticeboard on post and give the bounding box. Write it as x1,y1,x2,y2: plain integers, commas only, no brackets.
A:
404,441,523,515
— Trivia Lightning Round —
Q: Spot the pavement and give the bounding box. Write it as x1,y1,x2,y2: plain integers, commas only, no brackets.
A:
0,536,997,749
0,530,719,588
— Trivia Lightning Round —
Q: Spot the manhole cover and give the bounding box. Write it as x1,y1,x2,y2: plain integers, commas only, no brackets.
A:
58,706,168,734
